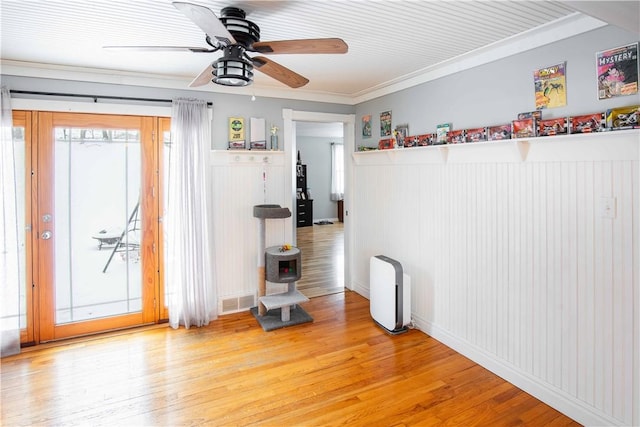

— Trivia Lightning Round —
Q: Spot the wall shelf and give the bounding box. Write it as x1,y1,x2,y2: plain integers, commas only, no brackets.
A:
353,129,639,165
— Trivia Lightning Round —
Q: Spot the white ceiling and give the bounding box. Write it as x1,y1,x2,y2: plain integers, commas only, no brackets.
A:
1,1,638,104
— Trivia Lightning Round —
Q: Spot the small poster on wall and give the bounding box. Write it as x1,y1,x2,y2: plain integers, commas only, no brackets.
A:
228,117,246,149
597,42,639,100
362,114,372,138
380,110,392,136
534,62,567,109
229,117,245,141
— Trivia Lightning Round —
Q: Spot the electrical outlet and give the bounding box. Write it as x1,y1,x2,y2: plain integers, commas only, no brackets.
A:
600,197,616,219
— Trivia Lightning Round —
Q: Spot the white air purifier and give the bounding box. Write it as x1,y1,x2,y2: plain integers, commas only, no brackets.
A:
370,255,411,334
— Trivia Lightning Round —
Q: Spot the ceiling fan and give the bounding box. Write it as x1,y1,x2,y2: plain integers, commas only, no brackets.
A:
105,2,348,88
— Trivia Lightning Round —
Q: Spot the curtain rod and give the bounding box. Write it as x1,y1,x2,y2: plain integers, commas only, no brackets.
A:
9,90,212,106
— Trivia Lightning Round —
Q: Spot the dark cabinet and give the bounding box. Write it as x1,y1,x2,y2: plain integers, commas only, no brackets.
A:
296,199,313,227
296,164,313,227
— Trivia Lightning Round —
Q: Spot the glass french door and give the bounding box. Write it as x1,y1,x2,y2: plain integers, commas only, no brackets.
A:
11,111,35,344
158,117,171,321
37,112,159,341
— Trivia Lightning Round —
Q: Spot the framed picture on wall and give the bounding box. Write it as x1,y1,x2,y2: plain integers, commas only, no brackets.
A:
362,114,372,138
596,42,639,100
229,116,246,149
534,62,566,109
229,117,245,141
380,111,392,136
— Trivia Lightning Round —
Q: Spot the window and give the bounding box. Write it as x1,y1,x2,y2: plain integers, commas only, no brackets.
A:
330,143,344,201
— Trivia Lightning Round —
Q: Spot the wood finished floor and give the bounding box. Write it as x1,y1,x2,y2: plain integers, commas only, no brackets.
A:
296,222,345,298
1,292,580,426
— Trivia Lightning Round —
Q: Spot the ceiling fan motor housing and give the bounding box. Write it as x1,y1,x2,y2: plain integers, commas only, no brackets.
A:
219,7,260,48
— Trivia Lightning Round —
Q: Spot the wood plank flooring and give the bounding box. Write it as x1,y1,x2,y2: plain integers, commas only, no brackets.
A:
296,222,345,298
1,291,580,426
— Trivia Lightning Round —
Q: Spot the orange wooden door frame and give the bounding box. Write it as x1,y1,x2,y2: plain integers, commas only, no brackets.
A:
12,111,36,345
36,112,160,342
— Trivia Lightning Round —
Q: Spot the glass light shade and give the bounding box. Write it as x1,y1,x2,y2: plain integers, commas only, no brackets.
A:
212,47,254,87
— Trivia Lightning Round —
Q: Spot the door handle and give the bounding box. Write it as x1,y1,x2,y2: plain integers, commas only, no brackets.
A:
41,230,52,240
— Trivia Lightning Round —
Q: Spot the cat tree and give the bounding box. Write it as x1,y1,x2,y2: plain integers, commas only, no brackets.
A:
253,204,309,323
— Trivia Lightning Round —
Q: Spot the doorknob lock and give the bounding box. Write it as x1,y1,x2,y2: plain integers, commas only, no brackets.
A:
41,230,52,240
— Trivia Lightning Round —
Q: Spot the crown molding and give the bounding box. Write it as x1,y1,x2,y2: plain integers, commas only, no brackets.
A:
0,59,355,105
351,13,606,104
1,13,606,107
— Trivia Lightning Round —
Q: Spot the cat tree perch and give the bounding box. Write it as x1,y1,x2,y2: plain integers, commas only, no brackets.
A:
253,204,308,321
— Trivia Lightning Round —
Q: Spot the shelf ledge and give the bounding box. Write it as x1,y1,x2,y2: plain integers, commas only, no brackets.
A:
352,129,639,165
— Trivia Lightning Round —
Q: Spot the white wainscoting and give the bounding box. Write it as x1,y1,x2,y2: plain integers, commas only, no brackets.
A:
351,130,639,426
210,150,291,312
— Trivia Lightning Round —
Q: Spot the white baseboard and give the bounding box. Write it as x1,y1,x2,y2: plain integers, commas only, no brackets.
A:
411,313,622,427
351,281,369,299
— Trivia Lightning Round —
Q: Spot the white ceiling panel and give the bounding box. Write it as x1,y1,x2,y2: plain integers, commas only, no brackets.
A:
0,0,632,102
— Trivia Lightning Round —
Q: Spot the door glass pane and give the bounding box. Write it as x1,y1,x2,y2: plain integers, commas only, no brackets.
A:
162,128,172,309
54,127,141,324
15,126,27,329
3,126,27,331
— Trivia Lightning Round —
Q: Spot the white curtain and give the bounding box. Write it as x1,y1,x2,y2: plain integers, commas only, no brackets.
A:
1,86,20,356
165,98,216,329
330,142,344,201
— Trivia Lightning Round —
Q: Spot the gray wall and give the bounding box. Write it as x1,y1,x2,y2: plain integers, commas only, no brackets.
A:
6,25,636,153
2,75,355,151
297,136,344,221
355,25,640,149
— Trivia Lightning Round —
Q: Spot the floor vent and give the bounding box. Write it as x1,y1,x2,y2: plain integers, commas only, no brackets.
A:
221,294,255,314
238,295,255,310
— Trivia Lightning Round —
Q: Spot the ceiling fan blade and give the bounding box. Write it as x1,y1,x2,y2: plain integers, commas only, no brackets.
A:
189,64,214,87
252,38,348,54
252,56,309,88
172,2,236,46
104,45,215,53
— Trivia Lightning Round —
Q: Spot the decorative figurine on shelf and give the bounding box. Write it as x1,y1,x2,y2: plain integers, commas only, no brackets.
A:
279,243,292,252
270,125,279,150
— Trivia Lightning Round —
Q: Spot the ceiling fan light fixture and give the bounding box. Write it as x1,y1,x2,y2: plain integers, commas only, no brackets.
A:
111,3,349,89
213,45,254,86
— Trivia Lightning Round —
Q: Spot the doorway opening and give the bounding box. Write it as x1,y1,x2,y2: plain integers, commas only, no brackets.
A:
294,121,344,298
282,109,355,298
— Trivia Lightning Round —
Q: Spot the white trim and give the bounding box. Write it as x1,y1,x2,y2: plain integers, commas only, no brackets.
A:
412,313,623,427
283,109,356,292
1,60,354,106
11,98,172,117
352,13,606,103
1,13,606,106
